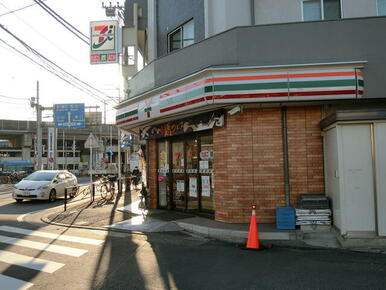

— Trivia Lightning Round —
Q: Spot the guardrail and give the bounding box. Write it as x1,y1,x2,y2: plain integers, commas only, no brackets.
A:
64,177,130,211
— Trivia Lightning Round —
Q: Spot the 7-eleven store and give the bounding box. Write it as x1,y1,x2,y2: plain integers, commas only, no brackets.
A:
116,64,363,223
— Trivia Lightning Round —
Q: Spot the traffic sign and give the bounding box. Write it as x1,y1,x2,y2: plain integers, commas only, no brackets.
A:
85,133,100,148
54,103,85,128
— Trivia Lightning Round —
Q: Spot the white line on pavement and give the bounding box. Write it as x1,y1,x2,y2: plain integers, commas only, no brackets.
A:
0,235,88,257
0,250,64,273
0,226,104,246
0,274,33,290
17,209,44,222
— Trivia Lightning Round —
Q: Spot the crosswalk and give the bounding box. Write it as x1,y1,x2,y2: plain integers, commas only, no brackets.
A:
0,225,104,290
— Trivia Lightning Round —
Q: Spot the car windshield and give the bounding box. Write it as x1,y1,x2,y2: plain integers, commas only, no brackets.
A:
23,171,57,181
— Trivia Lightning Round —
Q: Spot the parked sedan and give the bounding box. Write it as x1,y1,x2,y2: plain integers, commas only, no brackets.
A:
13,170,77,203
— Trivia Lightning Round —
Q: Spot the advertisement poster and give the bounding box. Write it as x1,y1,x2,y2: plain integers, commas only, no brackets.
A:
177,180,185,192
201,176,211,197
199,160,209,169
189,177,197,197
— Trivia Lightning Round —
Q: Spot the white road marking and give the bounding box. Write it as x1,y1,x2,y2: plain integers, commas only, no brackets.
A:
0,235,88,257
0,250,64,273
17,209,44,222
0,226,104,246
0,274,33,290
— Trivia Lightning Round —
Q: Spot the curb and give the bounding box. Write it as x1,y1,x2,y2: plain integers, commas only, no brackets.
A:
40,214,148,236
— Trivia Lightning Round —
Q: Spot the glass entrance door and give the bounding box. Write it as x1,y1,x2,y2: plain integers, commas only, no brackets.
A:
186,138,199,210
199,135,214,212
172,141,185,210
157,140,169,208
159,133,214,214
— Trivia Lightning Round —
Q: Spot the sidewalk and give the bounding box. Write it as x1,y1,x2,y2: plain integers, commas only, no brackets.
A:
42,187,386,253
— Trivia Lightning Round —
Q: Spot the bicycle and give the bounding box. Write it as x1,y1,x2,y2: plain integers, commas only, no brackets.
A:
97,175,116,201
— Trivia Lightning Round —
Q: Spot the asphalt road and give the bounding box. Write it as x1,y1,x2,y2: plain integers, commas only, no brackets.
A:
0,187,385,289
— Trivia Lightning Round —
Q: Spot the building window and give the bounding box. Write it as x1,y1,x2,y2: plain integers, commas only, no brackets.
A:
378,0,386,15
168,19,194,53
302,0,341,21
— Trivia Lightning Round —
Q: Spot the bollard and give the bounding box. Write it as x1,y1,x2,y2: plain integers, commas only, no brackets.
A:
92,183,95,202
64,188,67,212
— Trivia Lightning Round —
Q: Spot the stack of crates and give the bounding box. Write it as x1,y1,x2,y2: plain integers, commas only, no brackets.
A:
298,193,330,209
296,193,331,226
276,206,296,230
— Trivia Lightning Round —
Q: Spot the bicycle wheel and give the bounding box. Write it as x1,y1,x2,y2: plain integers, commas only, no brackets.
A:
100,184,109,200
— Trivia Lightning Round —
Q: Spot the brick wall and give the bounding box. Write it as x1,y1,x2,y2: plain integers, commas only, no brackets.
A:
213,106,324,223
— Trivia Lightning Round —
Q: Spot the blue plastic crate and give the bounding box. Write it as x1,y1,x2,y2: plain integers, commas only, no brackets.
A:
276,206,295,230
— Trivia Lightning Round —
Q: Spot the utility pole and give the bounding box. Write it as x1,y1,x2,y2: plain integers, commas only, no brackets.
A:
103,101,107,124
36,81,42,171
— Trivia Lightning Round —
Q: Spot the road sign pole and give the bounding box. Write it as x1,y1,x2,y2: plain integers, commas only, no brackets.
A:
62,130,65,170
90,147,93,183
36,81,43,171
117,128,121,179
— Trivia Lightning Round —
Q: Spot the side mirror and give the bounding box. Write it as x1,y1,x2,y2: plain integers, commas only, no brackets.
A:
53,179,59,184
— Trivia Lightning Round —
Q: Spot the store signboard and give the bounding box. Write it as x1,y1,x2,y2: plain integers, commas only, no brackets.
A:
140,110,225,139
90,20,120,64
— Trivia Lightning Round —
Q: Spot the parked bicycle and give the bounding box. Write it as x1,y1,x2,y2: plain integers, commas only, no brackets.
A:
97,175,116,201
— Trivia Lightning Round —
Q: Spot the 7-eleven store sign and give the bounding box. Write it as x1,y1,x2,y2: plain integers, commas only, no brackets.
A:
90,20,120,64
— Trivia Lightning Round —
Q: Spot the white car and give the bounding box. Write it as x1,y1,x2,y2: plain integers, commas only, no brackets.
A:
13,170,78,203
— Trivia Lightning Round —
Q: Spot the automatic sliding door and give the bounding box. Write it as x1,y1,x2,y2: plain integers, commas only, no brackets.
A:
200,135,214,212
186,138,199,210
172,141,185,210
157,140,169,208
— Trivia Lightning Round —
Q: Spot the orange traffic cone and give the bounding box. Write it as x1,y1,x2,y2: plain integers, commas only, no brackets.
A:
246,205,260,249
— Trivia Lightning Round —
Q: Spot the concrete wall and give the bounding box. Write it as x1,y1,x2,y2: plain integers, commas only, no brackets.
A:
342,0,377,18
254,0,301,25
156,0,205,58
253,0,379,25
205,0,252,37
127,17,386,100
124,0,148,29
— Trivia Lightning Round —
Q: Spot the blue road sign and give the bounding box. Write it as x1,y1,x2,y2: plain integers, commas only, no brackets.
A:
54,103,85,128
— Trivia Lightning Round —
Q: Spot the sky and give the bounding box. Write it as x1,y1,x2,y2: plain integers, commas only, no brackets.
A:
0,0,121,123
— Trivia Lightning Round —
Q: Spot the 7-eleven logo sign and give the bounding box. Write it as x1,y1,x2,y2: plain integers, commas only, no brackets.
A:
91,21,116,51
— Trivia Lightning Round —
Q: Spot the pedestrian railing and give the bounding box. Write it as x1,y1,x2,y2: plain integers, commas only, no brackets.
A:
63,177,130,211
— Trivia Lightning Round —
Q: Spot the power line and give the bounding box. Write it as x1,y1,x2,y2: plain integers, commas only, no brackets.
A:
0,36,105,103
32,0,89,45
0,93,29,100
0,24,117,103
0,99,28,106
0,1,46,18
0,1,83,64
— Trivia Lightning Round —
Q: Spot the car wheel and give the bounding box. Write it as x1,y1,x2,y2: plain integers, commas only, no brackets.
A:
48,189,56,202
15,199,23,203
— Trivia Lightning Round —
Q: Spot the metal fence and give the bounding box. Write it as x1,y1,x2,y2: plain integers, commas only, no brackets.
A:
64,177,129,211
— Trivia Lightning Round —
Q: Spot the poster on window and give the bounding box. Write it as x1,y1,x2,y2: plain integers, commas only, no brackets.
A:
201,175,211,197
189,177,197,197
199,160,209,169
177,180,185,192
